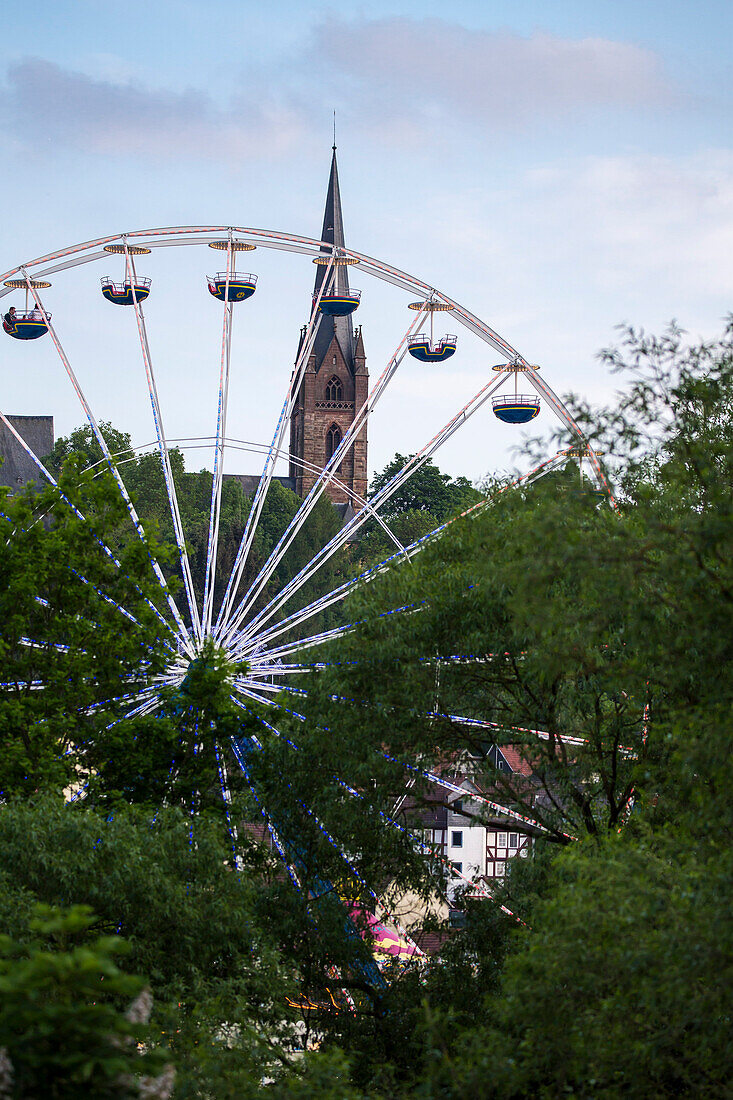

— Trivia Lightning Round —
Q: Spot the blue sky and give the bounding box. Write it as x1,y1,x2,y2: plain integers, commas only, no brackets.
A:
1,0,731,481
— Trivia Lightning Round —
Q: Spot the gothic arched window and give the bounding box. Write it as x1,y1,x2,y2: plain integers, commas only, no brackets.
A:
326,423,342,463
326,375,343,402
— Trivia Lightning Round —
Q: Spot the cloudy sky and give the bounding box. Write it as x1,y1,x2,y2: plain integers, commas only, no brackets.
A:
1,0,731,482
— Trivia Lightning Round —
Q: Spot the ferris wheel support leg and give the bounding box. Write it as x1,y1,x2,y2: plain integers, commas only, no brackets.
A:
219,308,428,649
230,733,304,893
214,738,242,868
230,371,508,653
23,275,195,658
212,257,338,642
125,246,203,641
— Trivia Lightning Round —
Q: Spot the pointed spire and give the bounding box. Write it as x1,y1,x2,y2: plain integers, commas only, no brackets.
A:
314,146,347,284
312,146,355,372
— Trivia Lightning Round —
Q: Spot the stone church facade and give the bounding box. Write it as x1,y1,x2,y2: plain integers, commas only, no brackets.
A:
288,148,368,509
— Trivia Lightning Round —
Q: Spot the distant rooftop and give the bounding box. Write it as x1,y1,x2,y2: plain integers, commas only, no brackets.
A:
0,415,54,492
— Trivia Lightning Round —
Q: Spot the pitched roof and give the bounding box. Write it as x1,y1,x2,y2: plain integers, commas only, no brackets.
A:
498,745,534,777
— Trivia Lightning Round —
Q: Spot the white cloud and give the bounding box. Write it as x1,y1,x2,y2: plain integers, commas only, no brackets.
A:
520,151,733,300
0,58,312,162
311,16,676,128
0,19,685,167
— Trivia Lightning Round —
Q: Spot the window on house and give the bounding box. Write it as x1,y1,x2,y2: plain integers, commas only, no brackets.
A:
495,861,505,877
486,831,496,846
451,861,463,875
326,375,342,402
453,800,463,814
509,833,518,849
497,832,507,848
451,831,463,848
326,424,342,462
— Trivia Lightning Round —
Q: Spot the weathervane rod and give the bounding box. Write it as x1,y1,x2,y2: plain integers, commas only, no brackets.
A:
333,110,336,150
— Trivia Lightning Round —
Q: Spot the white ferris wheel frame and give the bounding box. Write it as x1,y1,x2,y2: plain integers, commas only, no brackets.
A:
0,224,612,924
0,224,609,664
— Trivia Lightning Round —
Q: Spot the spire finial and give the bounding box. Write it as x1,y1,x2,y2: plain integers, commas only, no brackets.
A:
333,110,336,151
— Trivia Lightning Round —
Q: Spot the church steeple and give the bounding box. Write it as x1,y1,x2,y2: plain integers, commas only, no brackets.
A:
289,147,368,508
311,146,355,373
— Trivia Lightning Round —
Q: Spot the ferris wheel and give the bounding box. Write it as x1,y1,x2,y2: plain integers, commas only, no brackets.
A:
0,225,609,974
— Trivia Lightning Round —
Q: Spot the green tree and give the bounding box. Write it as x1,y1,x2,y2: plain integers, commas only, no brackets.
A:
369,455,481,522
285,322,733,1094
0,905,168,1099
0,463,172,797
0,797,304,1095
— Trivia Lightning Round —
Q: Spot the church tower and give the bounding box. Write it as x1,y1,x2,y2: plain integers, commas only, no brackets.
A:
289,148,368,510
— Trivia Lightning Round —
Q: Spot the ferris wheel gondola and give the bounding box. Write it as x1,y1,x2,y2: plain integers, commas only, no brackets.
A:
2,278,52,339
407,297,457,363
491,362,541,424
100,242,152,306
312,251,360,315
207,239,258,301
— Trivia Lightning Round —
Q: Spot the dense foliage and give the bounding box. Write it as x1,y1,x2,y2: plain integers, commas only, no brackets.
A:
0,323,730,1095
273,322,733,1095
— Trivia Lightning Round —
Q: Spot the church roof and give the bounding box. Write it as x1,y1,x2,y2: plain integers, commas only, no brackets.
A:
311,147,355,374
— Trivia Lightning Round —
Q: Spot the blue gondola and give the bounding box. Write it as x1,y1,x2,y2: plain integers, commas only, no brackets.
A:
407,333,457,363
207,272,257,302
492,394,541,424
101,277,151,306
316,289,361,316
3,309,49,341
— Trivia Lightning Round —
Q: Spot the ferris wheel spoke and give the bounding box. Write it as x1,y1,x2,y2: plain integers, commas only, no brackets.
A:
24,276,195,657
124,244,202,640
400,759,572,839
243,672,567,839
234,453,573,668
525,370,615,502
218,307,427,648
64,567,178,656
105,690,166,727
232,448,575,659
201,238,238,639
83,682,168,715
231,681,279,710
246,623,361,666
240,702,523,926
0,411,182,652
213,257,337,641
229,370,508,651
